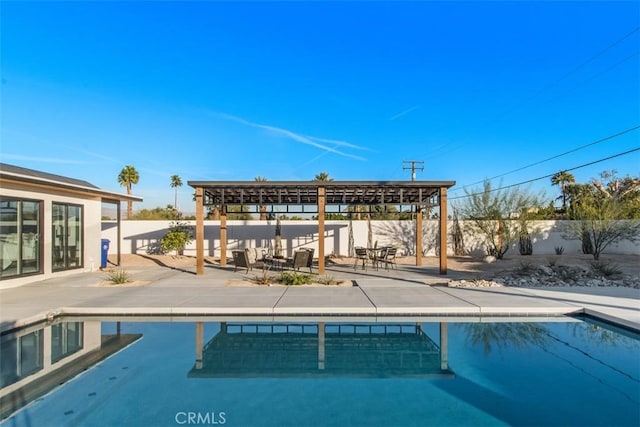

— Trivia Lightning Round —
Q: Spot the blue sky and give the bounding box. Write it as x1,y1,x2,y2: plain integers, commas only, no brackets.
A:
2,1,639,212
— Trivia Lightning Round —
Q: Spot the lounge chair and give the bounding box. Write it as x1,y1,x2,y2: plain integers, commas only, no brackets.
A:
232,248,265,273
301,248,314,273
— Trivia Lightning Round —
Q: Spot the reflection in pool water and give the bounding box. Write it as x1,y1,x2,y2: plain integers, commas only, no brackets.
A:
1,317,639,426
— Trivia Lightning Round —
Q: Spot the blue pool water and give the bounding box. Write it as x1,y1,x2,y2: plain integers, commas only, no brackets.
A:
2,317,639,427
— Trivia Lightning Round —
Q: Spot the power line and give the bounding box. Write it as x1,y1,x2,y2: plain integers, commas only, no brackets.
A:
543,50,640,108
449,146,640,201
451,124,640,193
396,27,640,181
535,26,639,98
486,26,640,125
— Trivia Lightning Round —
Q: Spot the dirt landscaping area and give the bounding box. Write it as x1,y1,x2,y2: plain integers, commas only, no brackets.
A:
110,252,639,288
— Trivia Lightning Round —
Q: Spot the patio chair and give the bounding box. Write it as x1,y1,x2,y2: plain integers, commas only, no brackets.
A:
353,247,369,270
378,247,398,271
285,250,310,272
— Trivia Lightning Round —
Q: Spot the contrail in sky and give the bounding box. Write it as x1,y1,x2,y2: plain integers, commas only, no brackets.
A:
214,112,368,161
389,105,421,121
1,153,87,164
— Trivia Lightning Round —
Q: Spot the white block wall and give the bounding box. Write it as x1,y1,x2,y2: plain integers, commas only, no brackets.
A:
102,219,640,258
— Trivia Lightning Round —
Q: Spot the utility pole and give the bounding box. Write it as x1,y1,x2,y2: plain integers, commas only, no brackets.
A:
403,160,424,181
403,160,424,221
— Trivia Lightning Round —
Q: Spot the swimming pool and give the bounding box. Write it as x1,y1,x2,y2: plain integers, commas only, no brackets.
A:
2,316,639,426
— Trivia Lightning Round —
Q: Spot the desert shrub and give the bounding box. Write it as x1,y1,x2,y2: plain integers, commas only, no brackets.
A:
457,180,543,259
589,261,622,279
554,246,564,255
451,209,466,256
316,275,339,286
252,268,277,285
280,271,314,286
105,268,130,284
514,261,534,276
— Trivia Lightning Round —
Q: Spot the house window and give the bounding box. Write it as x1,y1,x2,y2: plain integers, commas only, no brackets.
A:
0,199,42,279
51,322,84,363
52,203,83,271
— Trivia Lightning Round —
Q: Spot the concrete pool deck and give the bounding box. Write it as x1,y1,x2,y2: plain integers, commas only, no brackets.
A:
1,260,639,333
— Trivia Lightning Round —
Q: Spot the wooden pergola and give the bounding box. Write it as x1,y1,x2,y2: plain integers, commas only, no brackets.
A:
188,180,456,275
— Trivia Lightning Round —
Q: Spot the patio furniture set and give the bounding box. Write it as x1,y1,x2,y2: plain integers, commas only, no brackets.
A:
232,247,314,273
353,246,397,271
233,246,397,274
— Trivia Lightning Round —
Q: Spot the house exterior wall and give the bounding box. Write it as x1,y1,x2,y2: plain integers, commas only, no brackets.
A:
103,219,640,258
0,182,103,289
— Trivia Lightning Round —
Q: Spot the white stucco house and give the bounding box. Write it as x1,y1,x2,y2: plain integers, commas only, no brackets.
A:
0,163,142,289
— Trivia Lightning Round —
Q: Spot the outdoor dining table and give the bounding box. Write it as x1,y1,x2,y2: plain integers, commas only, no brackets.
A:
265,256,287,271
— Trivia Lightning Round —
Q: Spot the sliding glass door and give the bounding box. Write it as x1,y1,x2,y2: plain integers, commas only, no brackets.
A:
0,199,42,279
52,203,83,271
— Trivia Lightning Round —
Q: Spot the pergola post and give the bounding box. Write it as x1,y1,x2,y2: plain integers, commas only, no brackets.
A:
439,186,448,275
196,186,204,275
415,206,423,266
116,201,122,266
220,207,227,266
318,186,325,274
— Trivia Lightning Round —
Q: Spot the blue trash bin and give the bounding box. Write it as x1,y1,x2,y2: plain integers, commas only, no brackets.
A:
101,239,110,269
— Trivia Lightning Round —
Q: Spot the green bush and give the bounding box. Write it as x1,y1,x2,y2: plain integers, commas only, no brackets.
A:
160,221,193,255
280,271,315,286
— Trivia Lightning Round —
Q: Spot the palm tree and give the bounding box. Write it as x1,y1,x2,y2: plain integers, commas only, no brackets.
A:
118,165,140,219
313,172,333,181
551,171,575,212
254,176,268,220
170,175,183,213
